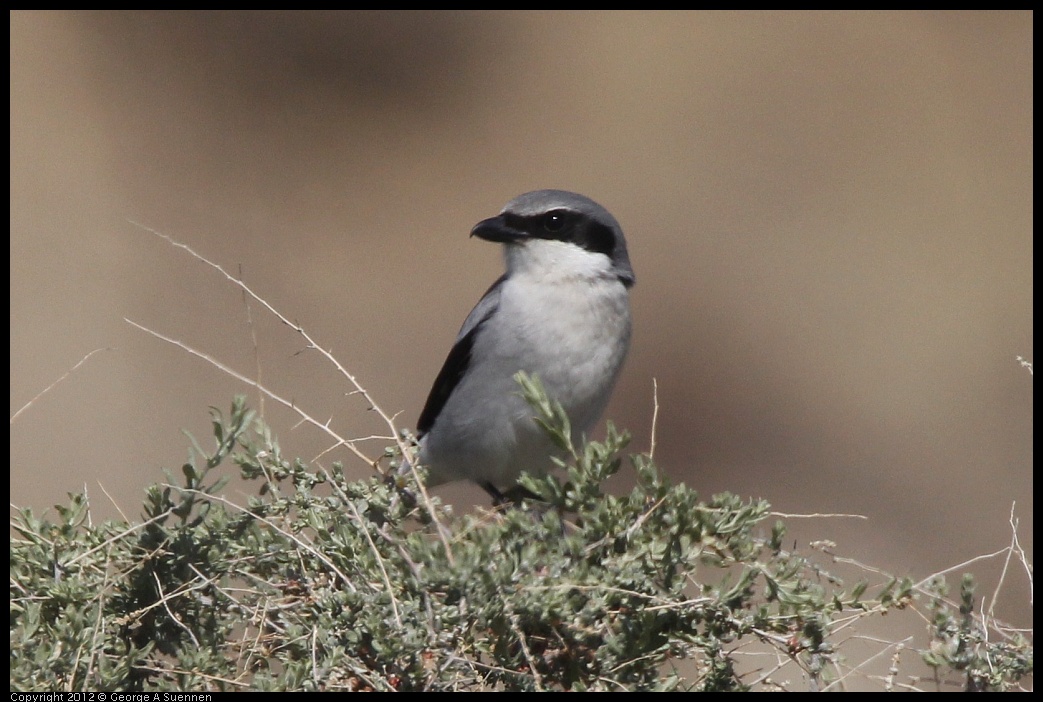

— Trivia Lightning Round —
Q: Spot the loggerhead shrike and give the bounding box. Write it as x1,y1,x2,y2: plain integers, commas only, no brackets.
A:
408,189,635,501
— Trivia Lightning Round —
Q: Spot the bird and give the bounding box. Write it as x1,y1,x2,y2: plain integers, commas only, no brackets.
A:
406,189,635,502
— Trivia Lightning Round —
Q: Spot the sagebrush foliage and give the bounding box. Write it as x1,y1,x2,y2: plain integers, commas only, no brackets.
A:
10,386,1032,691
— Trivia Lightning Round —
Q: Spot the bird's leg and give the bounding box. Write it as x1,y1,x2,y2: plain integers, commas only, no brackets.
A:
482,481,543,506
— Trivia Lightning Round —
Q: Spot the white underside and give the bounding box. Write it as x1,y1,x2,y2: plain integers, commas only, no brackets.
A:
419,240,631,488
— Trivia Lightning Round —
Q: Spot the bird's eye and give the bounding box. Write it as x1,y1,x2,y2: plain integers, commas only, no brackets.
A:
542,210,567,232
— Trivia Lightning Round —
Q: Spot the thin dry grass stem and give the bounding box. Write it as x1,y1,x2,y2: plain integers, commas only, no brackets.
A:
126,222,458,560
825,532,1032,687
402,462,455,564
186,562,247,611
98,482,132,525
372,521,442,646
738,525,1032,692
152,570,200,647
746,650,792,688
168,486,358,593
825,544,1026,635
820,635,913,692
8,514,54,550
913,548,1019,591
575,495,666,557
593,675,632,692
239,262,266,419
10,347,114,424
502,592,545,691
111,569,206,633
132,664,251,689
219,581,283,678
524,582,685,608
310,626,320,687
83,546,112,692
126,220,410,463
883,640,906,692
123,319,378,470
769,511,868,520
7,506,177,570
604,650,665,676
345,499,402,627
649,377,659,461
991,501,1032,609
975,502,1034,676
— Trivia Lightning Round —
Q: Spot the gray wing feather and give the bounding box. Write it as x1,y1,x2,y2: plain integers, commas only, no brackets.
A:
416,274,505,435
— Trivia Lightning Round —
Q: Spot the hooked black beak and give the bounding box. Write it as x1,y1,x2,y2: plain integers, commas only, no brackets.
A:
470,215,527,243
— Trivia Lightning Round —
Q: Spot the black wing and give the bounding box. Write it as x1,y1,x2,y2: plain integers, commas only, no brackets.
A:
416,275,505,436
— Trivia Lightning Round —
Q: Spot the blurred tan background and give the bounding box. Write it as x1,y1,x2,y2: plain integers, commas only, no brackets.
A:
11,9,1031,661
